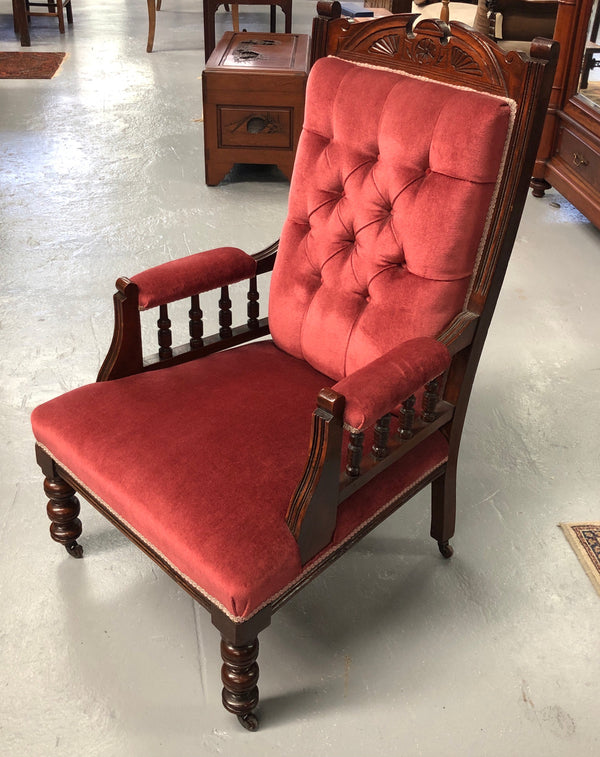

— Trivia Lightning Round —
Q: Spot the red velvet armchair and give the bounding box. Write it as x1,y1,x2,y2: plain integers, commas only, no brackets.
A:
31,11,557,730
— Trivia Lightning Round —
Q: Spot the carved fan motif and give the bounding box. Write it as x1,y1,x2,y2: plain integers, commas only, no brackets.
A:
369,34,400,57
451,47,482,77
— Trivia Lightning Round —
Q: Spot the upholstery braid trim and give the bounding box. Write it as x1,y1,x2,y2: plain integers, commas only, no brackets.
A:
39,442,446,624
462,97,517,306
259,457,449,615
329,55,517,105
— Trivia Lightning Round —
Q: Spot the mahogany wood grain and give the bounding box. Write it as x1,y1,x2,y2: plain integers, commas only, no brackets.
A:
285,388,346,564
37,446,83,558
157,304,173,359
189,294,204,348
399,395,416,440
221,639,260,730
372,414,392,459
345,431,365,477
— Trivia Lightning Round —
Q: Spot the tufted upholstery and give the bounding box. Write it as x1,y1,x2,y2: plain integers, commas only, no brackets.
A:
269,57,513,381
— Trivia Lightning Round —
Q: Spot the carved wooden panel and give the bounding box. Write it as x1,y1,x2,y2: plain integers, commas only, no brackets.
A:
327,16,526,97
218,106,292,149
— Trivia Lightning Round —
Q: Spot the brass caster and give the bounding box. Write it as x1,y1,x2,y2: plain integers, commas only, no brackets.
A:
65,541,84,558
438,541,454,559
237,712,259,731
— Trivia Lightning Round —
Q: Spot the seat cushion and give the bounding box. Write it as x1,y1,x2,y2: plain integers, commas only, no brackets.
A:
32,341,449,620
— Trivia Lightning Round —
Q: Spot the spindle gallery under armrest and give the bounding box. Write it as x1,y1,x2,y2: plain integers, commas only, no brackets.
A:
332,337,451,432
286,372,453,564
98,244,278,382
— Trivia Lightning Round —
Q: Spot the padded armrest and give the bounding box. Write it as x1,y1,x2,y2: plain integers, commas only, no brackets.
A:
130,247,257,310
332,337,451,432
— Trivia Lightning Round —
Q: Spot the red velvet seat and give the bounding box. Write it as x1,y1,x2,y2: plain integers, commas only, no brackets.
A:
33,340,449,619
31,8,558,731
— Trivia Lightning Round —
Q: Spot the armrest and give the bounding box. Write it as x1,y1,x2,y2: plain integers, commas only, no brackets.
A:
130,246,257,310
332,337,451,432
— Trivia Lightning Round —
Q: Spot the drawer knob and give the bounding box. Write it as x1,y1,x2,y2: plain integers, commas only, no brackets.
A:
572,153,589,167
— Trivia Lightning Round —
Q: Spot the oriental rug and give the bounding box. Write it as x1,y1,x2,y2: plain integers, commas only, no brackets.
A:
560,522,600,597
0,51,66,79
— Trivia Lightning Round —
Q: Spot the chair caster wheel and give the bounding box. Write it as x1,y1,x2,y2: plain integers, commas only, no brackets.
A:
438,541,454,559
237,712,259,731
65,541,84,558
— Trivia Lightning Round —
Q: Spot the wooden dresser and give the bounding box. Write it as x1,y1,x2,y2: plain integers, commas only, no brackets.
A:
202,32,310,186
532,0,600,229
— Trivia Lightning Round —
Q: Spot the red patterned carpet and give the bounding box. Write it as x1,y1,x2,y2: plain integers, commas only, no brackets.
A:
0,51,66,79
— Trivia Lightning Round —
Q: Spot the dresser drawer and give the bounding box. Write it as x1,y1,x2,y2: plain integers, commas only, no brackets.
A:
555,126,600,194
218,106,292,150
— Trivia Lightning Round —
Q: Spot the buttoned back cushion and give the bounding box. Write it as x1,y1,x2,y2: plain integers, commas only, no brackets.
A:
269,57,512,379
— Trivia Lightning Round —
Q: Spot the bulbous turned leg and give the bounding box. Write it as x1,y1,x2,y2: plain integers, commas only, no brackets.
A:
44,475,83,558
221,638,259,731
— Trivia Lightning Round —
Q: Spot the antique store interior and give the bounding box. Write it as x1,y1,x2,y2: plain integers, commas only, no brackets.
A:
1,0,599,755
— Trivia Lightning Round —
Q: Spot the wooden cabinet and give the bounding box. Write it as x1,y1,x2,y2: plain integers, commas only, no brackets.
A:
532,0,600,228
202,32,310,186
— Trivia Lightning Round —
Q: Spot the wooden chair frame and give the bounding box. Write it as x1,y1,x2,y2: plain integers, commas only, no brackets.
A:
35,8,558,730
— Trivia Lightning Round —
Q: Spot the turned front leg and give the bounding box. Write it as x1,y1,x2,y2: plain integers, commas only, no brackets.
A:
44,475,83,558
221,638,259,731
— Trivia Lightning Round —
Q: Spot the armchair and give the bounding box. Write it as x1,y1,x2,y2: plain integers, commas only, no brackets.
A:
31,10,558,731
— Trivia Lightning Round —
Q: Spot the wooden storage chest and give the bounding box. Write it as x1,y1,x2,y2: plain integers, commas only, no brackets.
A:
202,32,310,186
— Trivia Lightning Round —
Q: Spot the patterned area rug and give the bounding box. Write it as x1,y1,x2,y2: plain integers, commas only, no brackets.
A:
0,51,67,79
560,522,600,596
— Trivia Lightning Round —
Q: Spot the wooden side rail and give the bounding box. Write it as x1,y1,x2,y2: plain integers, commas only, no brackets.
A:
286,388,346,564
286,372,454,564
97,241,278,382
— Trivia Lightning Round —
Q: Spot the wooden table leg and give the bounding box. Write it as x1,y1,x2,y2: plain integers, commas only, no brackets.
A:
147,0,156,52
281,0,292,33
13,0,31,46
204,0,217,62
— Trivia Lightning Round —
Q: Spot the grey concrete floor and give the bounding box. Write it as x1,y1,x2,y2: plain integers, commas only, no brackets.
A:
1,2,600,755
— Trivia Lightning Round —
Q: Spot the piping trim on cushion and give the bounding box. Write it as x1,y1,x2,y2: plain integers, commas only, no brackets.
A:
39,442,447,624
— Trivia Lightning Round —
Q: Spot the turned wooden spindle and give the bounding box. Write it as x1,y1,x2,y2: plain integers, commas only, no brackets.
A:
422,377,441,423
219,286,233,339
346,431,365,477
44,476,83,558
372,414,392,459
399,394,416,439
189,294,204,349
440,0,450,23
247,277,259,330
157,304,173,359
221,638,260,731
